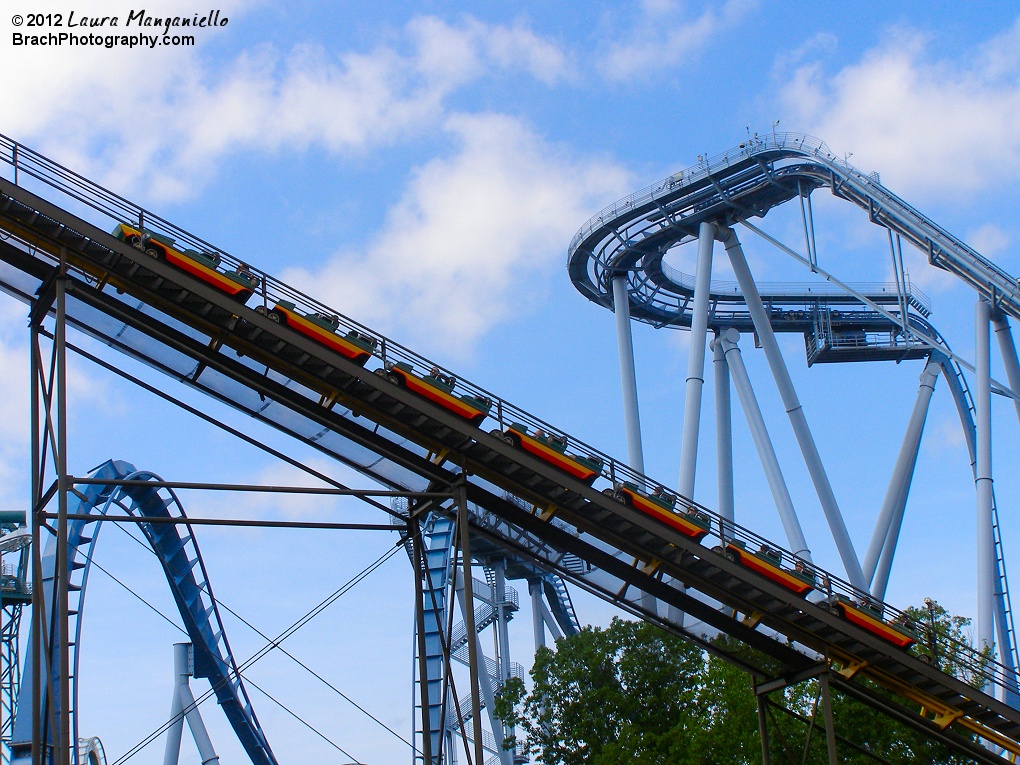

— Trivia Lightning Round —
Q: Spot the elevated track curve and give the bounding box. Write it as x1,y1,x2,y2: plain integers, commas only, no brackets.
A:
0,134,1017,763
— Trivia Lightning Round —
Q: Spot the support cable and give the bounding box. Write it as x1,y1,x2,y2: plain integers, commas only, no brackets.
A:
63,538,361,765
766,696,896,765
53,333,398,516
85,555,362,763
740,219,1020,403
241,676,360,761
113,518,413,746
106,537,406,765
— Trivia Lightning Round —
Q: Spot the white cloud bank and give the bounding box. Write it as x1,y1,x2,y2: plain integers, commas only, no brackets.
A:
0,4,616,356
1,5,574,201
599,0,757,82
780,20,1020,197
281,112,631,353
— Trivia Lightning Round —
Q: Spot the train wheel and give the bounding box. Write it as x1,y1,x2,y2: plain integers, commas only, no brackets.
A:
725,550,739,563
268,310,282,323
386,372,403,385
502,432,519,447
126,234,143,249
145,245,161,260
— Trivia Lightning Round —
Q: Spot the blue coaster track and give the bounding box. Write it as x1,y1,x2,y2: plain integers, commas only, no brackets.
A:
9,460,277,765
1,130,1020,761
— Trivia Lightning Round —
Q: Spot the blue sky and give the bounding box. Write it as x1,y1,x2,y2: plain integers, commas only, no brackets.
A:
3,1,1020,762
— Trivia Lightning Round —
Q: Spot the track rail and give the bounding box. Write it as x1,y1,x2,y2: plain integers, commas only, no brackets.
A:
568,132,1020,323
9,460,276,765
0,135,1017,761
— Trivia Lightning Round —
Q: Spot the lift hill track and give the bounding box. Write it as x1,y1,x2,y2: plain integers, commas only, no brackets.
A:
0,134,1017,763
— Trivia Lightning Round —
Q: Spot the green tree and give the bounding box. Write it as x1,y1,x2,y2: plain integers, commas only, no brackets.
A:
497,604,981,764
904,599,993,689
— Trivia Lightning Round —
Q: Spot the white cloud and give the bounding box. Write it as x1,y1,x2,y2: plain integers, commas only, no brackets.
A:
0,7,572,201
779,20,1020,197
598,0,757,83
967,223,1011,259
280,113,630,354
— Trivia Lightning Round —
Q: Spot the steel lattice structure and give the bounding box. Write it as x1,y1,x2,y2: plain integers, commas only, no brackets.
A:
0,131,1018,764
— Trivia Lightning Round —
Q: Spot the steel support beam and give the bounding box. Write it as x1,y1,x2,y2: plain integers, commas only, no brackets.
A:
457,485,485,765
713,332,734,534
864,359,940,600
755,682,772,765
678,221,715,497
453,579,510,765
977,299,995,650
819,671,838,765
29,301,42,765
411,517,436,765
492,558,514,763
717,330,811,560
722,227,864,589
54,266,70,765
612,275,645,475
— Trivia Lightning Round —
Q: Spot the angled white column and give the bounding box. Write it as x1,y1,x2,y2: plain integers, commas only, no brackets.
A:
678,221,716,498
717,329,811,560
164,643,219,765
529,580,545,651
992,314,1020,425
612,275,645,475
714,333,734,532
989,315,1020,704
537,598,564,641
721,228,864,589
866,359,940,600
976,299,995,650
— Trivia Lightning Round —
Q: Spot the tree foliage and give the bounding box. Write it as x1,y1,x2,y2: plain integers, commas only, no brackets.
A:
496,603,980,765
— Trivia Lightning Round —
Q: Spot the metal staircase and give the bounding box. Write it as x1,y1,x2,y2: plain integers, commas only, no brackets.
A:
9,460,276,765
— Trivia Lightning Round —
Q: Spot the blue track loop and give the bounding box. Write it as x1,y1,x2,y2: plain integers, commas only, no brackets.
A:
11,459,277,765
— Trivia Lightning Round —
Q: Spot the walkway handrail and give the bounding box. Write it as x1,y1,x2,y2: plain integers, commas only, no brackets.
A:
0,132,1015,710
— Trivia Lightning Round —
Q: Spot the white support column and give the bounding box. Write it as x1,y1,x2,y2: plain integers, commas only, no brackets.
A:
613,275,645,475
866,359,940,600
538,599,564,641
493,560,511,682
162,645,186,765
455,576,512,765
976,299,995,651
713,333,734,533
613,273,660,614
678,221,716,498
722,228,864,589
165,643,219,765
529,580,545,651
992,314,1020,425
717,330,811,560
